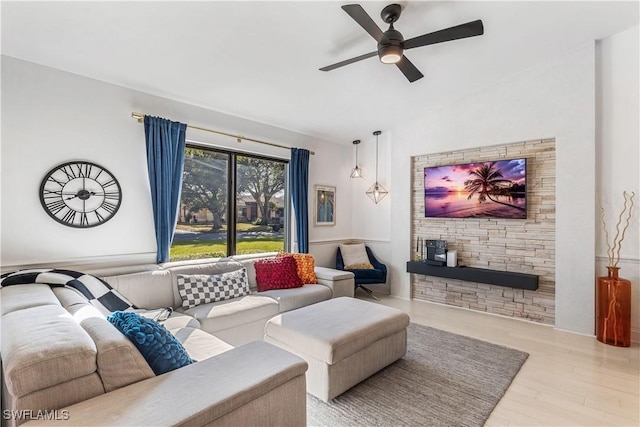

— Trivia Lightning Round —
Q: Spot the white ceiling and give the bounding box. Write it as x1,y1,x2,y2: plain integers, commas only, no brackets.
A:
2,1,638,144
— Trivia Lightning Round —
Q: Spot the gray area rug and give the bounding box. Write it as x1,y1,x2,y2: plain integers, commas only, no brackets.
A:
307,323,528,427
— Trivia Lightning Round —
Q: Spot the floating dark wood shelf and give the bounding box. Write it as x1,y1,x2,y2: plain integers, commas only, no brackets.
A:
406,261,538,291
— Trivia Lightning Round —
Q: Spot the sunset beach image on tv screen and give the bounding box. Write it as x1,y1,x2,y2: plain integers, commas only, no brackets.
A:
424,159,527,219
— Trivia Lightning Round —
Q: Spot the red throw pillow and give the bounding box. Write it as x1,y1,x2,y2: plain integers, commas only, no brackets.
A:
255,257,303,291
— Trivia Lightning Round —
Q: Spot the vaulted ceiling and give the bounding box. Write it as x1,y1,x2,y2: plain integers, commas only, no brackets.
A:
2,1,638,143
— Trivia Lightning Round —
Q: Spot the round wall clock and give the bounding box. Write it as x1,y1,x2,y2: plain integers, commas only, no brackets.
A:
39,161,122,228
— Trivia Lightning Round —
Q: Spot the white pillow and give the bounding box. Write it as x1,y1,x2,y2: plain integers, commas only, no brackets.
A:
339,243,370,267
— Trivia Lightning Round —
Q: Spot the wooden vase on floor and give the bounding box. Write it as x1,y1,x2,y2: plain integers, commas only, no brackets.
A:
595,267,631,347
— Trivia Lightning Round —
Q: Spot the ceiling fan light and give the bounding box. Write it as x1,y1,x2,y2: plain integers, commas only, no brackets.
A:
379,45,403,64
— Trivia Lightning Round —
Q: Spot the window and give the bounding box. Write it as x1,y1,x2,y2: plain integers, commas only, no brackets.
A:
171,146,287,261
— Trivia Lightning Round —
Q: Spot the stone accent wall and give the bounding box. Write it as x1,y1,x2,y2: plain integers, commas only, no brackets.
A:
411,139,556,325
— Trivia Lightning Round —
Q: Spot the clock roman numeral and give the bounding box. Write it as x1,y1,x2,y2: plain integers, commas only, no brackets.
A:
61,165,78,180
101,178,117,188
47,176,66,187
95,210,105,222
101,200,118,214
45,199,67,215
104,191,120,200
75,163,92,178
80,212,89,226
61,209,76,224
42,189,63,199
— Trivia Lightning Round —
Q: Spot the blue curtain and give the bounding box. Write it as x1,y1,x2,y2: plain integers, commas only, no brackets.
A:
290,148,310,253
144,116,187,263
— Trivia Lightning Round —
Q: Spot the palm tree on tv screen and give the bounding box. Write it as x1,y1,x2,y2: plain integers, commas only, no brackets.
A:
463,162,526,211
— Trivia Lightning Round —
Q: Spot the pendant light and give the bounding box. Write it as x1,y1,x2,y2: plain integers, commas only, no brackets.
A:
366,130,389,204
350,140,363,178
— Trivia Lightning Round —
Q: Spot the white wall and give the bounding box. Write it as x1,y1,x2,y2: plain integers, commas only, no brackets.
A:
595,25,640,342
379,42,598,336
1,57,353,269
2,25,637,338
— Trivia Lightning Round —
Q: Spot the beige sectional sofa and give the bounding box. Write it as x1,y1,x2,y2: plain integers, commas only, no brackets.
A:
0,253,355,427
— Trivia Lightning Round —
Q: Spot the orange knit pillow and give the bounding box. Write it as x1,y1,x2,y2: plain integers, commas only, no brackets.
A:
277,252,318,284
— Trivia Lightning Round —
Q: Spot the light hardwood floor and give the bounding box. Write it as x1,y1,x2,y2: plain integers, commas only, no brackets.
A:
365,294,640,427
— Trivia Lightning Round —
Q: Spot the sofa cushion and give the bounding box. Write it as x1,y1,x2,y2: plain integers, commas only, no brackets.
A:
166,259,244,277
66,303,155,392
52,286,94,309
258,284,332,312
277,252,318,284
11,374,105,420
171,327,234,361
255,257,303,291
231,257,261,292
176,268,251,309
102,270,175,309
1,304,98,397
138,309,201,330
179,295,279,335
108,311,195,375
0,283,60,315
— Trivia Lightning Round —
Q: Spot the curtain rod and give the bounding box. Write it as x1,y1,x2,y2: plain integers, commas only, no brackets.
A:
131,112,314,155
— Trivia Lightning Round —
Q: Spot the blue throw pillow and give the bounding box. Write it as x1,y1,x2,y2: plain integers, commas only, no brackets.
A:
107,311,195,375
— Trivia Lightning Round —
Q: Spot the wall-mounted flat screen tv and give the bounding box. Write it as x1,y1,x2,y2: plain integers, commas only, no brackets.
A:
424,158,527,219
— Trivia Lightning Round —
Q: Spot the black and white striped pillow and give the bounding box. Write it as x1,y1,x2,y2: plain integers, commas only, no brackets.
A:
176,268,250,309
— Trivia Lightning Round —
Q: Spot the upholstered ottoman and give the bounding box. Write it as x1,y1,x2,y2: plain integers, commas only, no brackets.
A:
264,297,410,401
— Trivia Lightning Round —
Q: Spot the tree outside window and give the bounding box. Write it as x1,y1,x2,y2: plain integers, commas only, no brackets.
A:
171,146,287,261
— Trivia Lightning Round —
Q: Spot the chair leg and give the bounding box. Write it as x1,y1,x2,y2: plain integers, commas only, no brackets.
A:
358,285,380,301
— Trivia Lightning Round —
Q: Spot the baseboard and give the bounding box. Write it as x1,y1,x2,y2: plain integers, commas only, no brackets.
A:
386,295,412,302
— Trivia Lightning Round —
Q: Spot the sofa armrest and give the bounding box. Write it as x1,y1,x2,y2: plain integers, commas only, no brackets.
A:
314,267,355,298
23,341,307,427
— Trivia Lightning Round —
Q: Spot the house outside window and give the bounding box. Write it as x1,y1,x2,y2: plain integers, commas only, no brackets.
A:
171,146,288,261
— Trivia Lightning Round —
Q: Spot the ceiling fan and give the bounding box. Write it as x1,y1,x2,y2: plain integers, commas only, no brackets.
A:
320,3,484,83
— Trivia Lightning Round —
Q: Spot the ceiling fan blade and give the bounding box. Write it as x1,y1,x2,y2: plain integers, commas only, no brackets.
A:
403,20,484,50
395,56,424,82
319,51,378,72
341,4,385,43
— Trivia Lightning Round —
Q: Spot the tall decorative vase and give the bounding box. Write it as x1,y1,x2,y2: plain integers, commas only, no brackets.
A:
595,267,631,347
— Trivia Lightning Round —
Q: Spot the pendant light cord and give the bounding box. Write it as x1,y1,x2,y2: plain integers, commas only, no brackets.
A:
375,135,379,182
374,130,381,182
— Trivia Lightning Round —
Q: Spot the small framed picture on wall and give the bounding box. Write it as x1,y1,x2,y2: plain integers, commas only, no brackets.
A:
314,185,336,226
